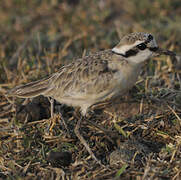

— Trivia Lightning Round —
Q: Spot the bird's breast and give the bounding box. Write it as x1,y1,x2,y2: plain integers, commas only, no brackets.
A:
111,63,141,96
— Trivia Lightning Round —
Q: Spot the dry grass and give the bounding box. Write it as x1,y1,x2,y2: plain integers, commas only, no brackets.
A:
0,0,181,179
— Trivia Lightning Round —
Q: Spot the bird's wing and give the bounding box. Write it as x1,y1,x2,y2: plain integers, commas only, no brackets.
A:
47,49,119,99
7,75,54,98
8,49,121,100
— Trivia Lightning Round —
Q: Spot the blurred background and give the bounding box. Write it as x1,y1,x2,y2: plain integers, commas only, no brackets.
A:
1,0,181,85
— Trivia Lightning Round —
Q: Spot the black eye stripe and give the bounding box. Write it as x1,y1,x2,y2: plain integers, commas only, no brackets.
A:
148,34,153,41
112,40,158,58
112,49,138,57
124,49,138,57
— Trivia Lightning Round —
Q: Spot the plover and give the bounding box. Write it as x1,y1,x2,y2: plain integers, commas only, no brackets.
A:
7,32,176,164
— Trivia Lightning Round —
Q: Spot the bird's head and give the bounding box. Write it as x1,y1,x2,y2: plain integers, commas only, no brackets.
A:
112,32,160,64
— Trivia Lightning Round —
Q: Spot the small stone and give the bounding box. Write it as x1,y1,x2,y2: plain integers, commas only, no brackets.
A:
47,151,72,168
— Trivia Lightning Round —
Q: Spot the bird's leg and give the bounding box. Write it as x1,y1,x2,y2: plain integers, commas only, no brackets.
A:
48,100,71,137
48,97,54,119
74,116,103,166
86,103,119,140
48,98,67,135
58,106,71,138
85,119,119,143
46,97,55,133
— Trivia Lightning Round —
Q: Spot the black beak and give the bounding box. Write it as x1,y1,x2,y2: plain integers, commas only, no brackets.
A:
152,47,181,70
152,47,176,57
155,48,176,56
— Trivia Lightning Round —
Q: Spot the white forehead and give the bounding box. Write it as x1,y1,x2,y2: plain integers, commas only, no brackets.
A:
112,40,144,55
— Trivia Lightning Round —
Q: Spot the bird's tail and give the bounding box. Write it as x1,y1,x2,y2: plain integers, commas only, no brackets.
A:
7,76,52,98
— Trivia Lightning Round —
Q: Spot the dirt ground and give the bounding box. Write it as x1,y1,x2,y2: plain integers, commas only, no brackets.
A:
0,0,181,179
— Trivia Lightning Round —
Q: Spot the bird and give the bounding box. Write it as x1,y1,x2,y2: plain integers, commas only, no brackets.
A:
7,32,176,165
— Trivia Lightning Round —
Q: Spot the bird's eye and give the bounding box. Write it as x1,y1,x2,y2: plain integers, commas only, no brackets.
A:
137,43,147,50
